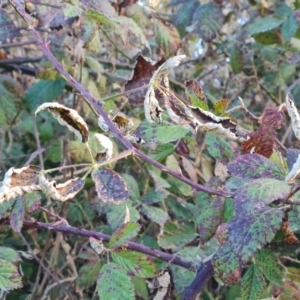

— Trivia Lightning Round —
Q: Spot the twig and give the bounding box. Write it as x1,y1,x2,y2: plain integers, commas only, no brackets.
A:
9,0,232,198
20,219,197,270
18,231,73,299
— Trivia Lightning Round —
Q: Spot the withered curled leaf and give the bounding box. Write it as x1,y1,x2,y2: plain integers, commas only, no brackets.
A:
90,237,105,255
165,94,198,132
148,271,171,300
125,55,166,106
144,86,164,124
286,153,300,183
188,106,248,141
94,133,113,162
35,102,89,143
286,94,300,141
39,176,84,202
0,165,41,203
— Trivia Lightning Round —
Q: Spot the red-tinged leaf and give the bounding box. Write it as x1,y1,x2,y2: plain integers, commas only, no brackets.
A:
212,243,241,285
215,223,229,245
258,106,286,130
108,222,141,248
227,153,286,180
35,102,89,143
39,176,84,202
111,250,157,278
233,178,290,214
213,207,283,285
242,126,275,158
92,168,129,203
0,165,41,204
185,80,208,110
10,198,25,233
125,55,166,106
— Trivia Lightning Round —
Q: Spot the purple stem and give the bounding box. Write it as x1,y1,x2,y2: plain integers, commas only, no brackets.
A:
22,220,196,270
9,0,231,198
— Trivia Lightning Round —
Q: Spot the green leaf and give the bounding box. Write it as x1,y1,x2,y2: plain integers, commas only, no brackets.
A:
247,16,285,35
230,46,244,73
227,154,285,180
206,132,231,163
0,247,21,262
194,192,224,244
141,189,168,205
172,0,199,37
24,192,41,213
132,277,149,300
97,263,135,300
255,248,282,286
191,2,223,42
282,15,298,40
24,79,65,112
150,143,175,162
10,198,25,233
111,250,157,278
185,80,208,110
158,222,196,249
142,205,169,226
134,121,189,144
86,9,118,30
223,198,235,223
241,264,264,300
108,222,141,248
0,83,16,126
0,199,14,220
77,261,102,289
0,258,23,291
104,202,140,232
121,174,140,202
0,8,22,41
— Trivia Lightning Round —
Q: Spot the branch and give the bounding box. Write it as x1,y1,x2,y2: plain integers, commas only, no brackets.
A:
9,0,232,198
181,259,214,300
19,219,197,270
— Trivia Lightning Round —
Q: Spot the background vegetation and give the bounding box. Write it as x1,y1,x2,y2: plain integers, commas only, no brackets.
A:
1,0,300,299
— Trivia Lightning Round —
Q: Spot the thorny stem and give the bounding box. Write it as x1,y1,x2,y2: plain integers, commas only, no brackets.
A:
19,219,198,271
9,0,231,198
43,163,91,174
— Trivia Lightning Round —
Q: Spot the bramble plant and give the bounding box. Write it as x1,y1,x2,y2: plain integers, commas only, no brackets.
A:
2,0,300,299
